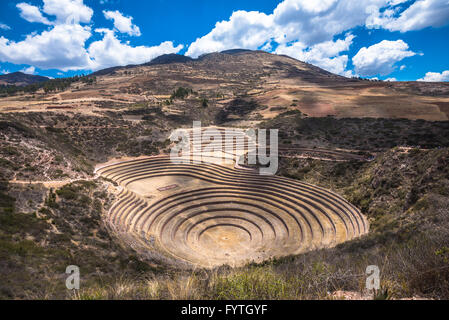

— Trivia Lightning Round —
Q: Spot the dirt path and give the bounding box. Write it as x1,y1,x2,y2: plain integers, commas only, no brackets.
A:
8,178,94,188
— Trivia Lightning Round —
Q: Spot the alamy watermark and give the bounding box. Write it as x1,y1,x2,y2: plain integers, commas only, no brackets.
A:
169,121,279,175
366,265,380,290
66,265,80,290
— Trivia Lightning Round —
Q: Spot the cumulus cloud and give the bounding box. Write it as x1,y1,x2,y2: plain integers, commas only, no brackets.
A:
352,39,416,76
385,77,397,81
17,3,51,25
42,0,93,24
186,10,275,58
88,29,183,70
17,0,93,25
0,0,183,71
21,66,36,74
186,0,408,75
0,23,11,30
0,24,93,71
0,24,183,71
186,0,448,77
418,70,449,82
275,34,355,76
103,10,141,36
186,1,378,75
366,0,449,32
273,0,391,45
187,0,410,59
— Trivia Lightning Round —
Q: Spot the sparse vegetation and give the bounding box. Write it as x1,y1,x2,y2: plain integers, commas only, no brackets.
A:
171,87,193,100
0,75,96,97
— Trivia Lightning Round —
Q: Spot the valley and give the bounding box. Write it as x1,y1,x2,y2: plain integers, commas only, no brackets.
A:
1,50,449,300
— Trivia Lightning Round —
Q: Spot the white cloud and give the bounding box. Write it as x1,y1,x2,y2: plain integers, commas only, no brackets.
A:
0,23,11,30
0,0,183,71
185,0,404,75
88,29,183,70
352,40,416,76
366,0,449,32
21,66,36,74
42,0,93,24
0,24,93,71
0,25,183,71
1,69,10,74
187,1,388,58
275,34,355,76
385,77,397,81
186,0,449,77
187,10,275,58
17,3,51,25
418,70,449,82
272,0,391,45
17,0,93,25
103,10,141,36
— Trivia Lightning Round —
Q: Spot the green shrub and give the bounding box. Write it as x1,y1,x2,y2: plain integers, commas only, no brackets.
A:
56,188,77,200
171,87,192,100
200,98,209,108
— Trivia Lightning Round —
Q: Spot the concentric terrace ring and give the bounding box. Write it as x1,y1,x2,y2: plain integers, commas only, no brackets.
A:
97,155,368,267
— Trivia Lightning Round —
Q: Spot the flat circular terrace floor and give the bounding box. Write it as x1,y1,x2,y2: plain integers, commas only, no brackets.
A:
97,155,369,268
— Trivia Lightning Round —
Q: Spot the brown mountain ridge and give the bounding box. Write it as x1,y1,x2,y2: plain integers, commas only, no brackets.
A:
1,50,448,121
0,71,49,87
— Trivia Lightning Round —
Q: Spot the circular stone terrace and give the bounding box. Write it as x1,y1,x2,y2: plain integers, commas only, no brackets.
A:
96,127,369,268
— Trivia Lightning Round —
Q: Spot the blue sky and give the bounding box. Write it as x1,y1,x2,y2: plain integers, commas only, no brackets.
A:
0,0,448,81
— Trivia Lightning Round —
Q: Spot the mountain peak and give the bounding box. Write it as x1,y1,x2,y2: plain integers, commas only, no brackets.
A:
144,54,194,66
